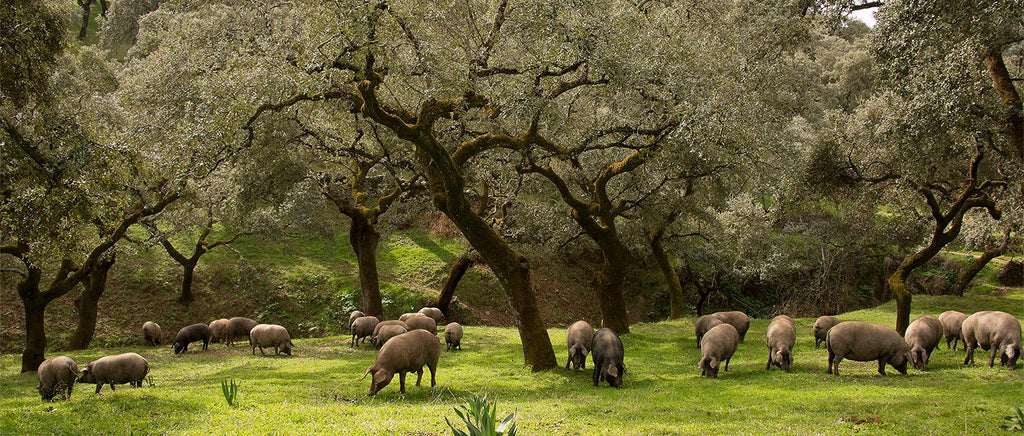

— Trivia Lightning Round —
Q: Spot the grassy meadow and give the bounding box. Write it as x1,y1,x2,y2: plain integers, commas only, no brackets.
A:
1,287,1022,435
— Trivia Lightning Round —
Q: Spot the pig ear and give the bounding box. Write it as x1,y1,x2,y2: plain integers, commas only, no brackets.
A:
710,357,719,369
607,366,619,378
569,344,579,355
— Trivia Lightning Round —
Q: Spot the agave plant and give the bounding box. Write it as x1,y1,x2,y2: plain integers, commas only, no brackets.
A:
445,395,518,436
221,378,240,407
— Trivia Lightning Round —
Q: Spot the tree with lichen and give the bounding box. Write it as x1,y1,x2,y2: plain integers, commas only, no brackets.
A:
842,0,1022,334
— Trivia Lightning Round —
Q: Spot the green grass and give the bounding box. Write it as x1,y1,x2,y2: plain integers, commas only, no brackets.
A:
2,290,1021,435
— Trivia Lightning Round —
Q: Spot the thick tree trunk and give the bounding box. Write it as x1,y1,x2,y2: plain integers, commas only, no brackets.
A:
955,229,1010,296
356,71,556,370
576,220,632,333
434,250,481,316
179,260,197,304
650,233,686,319
888,267,913,336
432,174,556,369
985,51,1024,160
888,240,948,335
350,214,384,317
596,254,631,333
68,257,115,350
19,268,46,373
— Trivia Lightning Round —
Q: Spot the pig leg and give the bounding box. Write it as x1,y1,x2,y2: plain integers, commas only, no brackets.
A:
724,357,730,372
398,372,407,393
428,362,437,387
415,369,423,387
988,347,998,367
766,353,773,370
877,359,887,376
964,343,975,366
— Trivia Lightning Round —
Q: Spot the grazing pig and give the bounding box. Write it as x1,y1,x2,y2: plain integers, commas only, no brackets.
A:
405,316,437,335
825,321,910,376
813,316,841,349
142,322,162,346
445,323,463,351
209,318,230,343
351,316,380,347
36,356,79,401
699,323,739,379
372,320,410,342
905,315,943,370
346,310,365,331
363,330,441,395
694,315,723,347
225,317,259,346
712,311,751,342
418,307,445,323
249,324,295,356
399,312,425,322
566,320,595,370
962,311,1022,370
78,353,149,394
374,325,408,349
591,328,625,388
766,315,795,372
938,310,967,351
172,323,212,354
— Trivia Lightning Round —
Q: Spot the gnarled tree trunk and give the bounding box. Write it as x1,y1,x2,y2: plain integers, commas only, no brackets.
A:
19,267,47,373
350,213,384,317
68,256,115,349
984,51,1023,160
179,259,198,304
593,243,631,333
354,63,557,370
434,249,482,316
888,149,1002,335
954,228,1011,296
650,229,686,319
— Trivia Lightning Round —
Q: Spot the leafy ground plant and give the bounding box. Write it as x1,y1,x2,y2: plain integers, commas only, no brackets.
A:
1004,406,1024,432
446,394,518,436
221,378,239,407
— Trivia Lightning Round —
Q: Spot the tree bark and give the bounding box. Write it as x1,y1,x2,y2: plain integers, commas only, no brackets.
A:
434,249,482,316
355,68,557,370
350,213,384,317
954,229,1011,296
649,229,686,319
594,246,631,333
985,51,1023,160
19,267,46,373
179,259,198,304
77,0,92,40
67,257,115,349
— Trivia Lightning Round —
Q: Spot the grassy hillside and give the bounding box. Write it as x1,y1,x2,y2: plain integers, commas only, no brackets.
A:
0,226,610,353
1,286,1021,435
